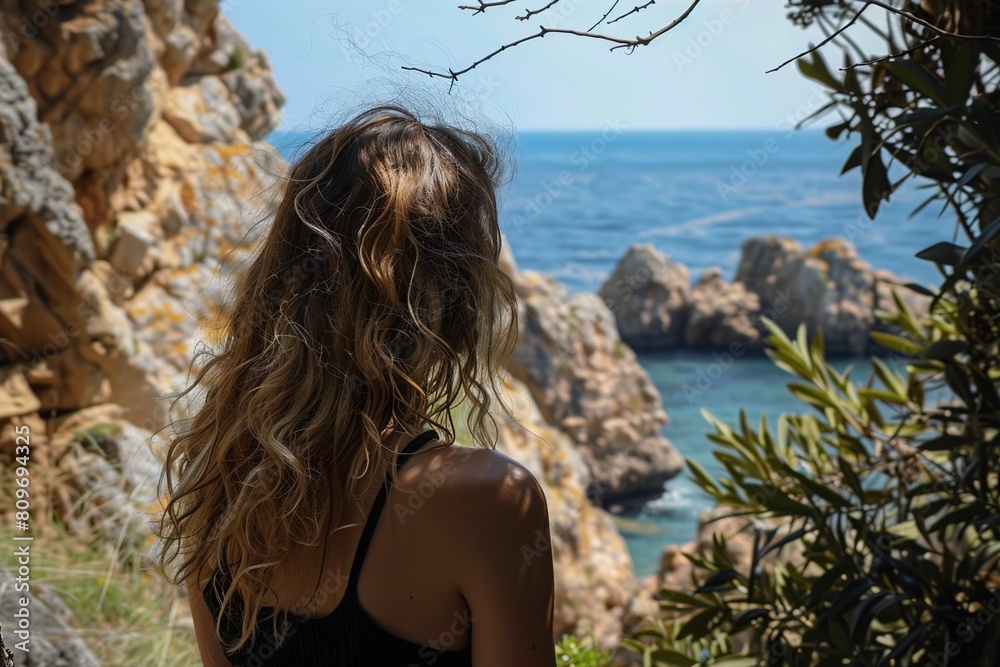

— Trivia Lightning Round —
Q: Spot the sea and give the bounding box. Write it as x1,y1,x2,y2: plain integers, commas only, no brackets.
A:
268,128,948,577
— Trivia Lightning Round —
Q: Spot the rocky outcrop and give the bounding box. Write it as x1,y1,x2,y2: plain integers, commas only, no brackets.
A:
683,267,763,349
510,268,683,504
602,238,930,356
0,0,285,430
496,376,640,647
598,244,690,349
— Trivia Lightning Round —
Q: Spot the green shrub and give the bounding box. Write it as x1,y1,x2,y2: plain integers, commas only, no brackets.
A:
627,3,1000,665
555,634,613,667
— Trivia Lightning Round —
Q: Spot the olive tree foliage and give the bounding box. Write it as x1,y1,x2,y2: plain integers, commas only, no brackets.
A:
617,3,1000,665
407,1,1000,665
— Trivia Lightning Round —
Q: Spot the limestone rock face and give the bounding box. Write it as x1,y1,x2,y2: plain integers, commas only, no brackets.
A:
0,0,285,428
511,269,683,503
496,377,639,648
598,244,690,349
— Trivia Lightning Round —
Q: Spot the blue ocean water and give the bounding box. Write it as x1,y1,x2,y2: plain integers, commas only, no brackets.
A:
268,129,949,577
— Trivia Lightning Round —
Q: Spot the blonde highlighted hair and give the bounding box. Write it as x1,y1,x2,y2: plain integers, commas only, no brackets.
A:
155,105,519,653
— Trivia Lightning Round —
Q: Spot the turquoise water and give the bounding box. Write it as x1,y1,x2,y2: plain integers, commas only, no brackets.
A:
268,128,948,577
623,351,877,576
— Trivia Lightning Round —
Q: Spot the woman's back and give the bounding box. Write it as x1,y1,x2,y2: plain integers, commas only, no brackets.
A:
189,428,556,666
157,105,557,666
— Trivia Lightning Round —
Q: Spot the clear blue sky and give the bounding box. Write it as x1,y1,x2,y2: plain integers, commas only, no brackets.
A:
224,0,864,132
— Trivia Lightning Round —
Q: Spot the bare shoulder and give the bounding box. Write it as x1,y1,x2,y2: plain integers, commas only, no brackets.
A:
394,445,549,524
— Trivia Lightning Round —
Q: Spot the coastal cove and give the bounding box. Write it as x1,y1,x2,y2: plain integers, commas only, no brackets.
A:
271,128,945,577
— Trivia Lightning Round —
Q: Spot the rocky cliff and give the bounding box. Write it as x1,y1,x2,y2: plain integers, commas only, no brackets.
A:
600,238,930,356
0,0,671,660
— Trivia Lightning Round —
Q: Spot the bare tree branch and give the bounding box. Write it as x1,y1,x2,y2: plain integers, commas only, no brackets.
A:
458,0,518,15
589,0,622,32
608,0,656,25
842,36,942,69
517,0,562,21
403,0,702,84
858,0,1000,43
766,3,872,74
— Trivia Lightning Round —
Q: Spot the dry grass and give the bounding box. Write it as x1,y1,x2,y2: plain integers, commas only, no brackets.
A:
0,467,200,666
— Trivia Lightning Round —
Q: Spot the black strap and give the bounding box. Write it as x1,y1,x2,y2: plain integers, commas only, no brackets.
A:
347,429,439,592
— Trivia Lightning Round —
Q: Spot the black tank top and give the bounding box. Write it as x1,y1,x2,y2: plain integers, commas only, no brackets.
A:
201,429,474,666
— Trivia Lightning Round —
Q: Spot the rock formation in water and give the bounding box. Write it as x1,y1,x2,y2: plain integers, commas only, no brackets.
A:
508,262,683,504
0,0,673,655
600,238,931,356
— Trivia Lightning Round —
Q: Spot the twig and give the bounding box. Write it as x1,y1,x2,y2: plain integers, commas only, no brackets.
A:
766,2,872,74
608,0,655,25
857,0,1000,44
458,0,518,15
843,36,941,69
589,0,622,31
517,0,561,21
403,0,702,84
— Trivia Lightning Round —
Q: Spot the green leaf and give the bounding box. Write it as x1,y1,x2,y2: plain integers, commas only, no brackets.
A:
656,589,711,609
758,527,810,559
858,387,909,405
918,434,978,451
895,105,960,127
870,332,922,356
694,570,740,594
731,608,771,631
959,215,1000,266
923,339,969,360
872,356,907,397
945,41,978,106
797,50,842,91
886,520,921,541
915,241,968,266
712,658,761,667
903,282,936,297
826,120,851,140
956,162,988,189
647,649,698,666
676,607,721,640
841,144,864,175
885,59,945,104
862,148,892,218
884,627,923,661
850,590,892,642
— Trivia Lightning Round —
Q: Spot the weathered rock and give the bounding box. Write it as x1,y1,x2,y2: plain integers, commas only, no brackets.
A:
598,244,690,349
511,269,683,503
736,236,877,355
604,236,929,357
0,568,101,667
497,377,638,648
684,267,764,349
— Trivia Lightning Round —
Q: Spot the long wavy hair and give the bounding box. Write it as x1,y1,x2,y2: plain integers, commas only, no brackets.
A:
154,105,520,653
